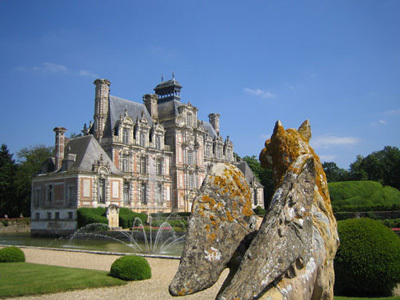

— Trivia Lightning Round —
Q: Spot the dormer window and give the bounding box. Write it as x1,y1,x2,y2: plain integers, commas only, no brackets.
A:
140,132,145,147
156,135,161,150
187,113,192,127
123,128,129,144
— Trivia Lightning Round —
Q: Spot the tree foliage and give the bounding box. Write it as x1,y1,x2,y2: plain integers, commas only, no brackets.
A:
0,144,17,217
0,144,53,217
324,146,400,190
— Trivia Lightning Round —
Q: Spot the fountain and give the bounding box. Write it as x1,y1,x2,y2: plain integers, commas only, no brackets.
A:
67,213,186,256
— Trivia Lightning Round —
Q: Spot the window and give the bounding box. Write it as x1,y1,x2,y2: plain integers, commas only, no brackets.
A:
36,213,40,220
157,184,163,206
98,178,106,204
156,135,161,150
123,128,129,144
68,212,73,220
216,147,221,159
189,173,194,189
67,185,76,207
187,113,192,127
205,145,210,157
140,156,147,174
187,151,193,165
47,185,53,202
140,132,145,147
141,183,147,205
34,189,41,208
122,155,129,172
123,182,130,206
47,212,51,220
55,212,60,220
156,158,163,176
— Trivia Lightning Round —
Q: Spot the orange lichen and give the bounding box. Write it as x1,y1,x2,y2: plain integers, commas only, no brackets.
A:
208,232,216,241
178,289,187,296
227,211,234,222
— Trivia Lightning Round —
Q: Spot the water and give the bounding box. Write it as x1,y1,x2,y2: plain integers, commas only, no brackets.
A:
0,216,186,256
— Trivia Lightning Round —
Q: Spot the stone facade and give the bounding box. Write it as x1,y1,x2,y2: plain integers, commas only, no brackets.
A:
31,76,264,235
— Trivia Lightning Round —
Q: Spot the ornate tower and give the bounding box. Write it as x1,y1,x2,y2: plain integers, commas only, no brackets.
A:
154,73,182,103
93,79,111,142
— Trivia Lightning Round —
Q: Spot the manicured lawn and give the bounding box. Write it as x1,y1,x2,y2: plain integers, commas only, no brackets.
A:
335,297,400,300
0,262,126,298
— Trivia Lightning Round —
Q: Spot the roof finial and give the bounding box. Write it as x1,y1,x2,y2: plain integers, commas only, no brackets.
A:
161,74,164,82
172,72,175,79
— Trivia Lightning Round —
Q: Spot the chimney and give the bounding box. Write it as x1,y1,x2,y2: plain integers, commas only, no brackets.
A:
93,79,111,141
54,127,67,171
208,113,220,136
143,94,158,121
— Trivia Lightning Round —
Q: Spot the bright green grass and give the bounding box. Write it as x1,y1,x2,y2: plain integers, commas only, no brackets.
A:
335,297,400,300
0,262,126,298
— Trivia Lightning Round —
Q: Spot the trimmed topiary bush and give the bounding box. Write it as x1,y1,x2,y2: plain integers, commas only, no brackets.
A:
77,207,108,228
110,255,151,281
119,208,147,228
334,218,400,297
0,246,25,263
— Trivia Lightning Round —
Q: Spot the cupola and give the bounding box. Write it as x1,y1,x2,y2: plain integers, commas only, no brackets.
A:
154,73,182,103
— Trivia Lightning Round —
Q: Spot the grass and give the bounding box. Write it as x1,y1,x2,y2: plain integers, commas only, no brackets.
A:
335,297,400,300
0,262,126,298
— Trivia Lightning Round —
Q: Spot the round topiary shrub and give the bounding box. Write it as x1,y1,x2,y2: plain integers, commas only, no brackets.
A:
334,218,400,297
110,255,151,281
0,246,25,263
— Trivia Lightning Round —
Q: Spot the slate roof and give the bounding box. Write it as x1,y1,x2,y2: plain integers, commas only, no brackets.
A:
202,121,218,138
62,135,121,175
105,95,153,137
158,100,181,120
236,161,263,187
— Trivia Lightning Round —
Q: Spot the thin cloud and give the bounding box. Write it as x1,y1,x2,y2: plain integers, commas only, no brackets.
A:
79,70,98,78
311,135,360,148
244,88,276,99
15,62,68,73
371,119,388,126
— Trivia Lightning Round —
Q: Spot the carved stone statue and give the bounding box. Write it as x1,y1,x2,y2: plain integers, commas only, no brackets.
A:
169,120,339,300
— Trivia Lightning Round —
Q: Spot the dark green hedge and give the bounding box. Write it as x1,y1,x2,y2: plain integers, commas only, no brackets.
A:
110,255,151,281
119,208,147,228
334,218,400,297
0,246,25,263
329,181,400,212
151,219,188,229
77,207,148,229
77,207,108,228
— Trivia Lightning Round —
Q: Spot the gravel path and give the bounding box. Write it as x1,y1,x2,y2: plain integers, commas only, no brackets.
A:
5,247,228,300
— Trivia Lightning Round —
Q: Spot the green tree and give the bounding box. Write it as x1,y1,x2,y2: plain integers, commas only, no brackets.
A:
242,155,275,208
0,144,17,217
348,146,400,189
349,155,367,181
14,145,53,217
322,162,349,182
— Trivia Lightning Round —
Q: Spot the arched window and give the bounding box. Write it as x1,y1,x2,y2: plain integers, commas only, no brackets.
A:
140,132,145,147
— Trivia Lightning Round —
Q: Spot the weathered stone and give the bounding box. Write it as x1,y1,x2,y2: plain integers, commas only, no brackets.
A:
170,120,339,300
218,120,339,300
169,163,259,296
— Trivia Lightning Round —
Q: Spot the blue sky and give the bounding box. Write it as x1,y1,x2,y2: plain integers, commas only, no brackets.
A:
0,0,399,169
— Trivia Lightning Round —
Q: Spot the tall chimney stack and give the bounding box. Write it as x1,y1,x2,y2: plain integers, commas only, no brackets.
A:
54,127,67,171
208,113,220,136
93,79,111,142
143,94,158,121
